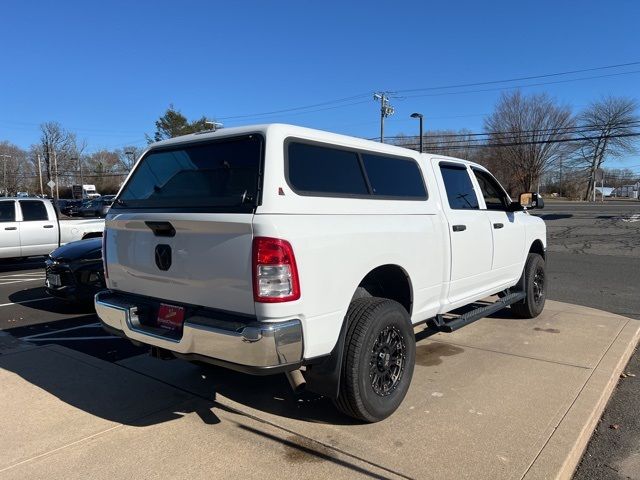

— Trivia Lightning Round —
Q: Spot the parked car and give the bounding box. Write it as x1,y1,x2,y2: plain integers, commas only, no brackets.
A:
79,196,115,217
95,123,546,422
0,198,104,259
45,238,105,302
56,199,83,217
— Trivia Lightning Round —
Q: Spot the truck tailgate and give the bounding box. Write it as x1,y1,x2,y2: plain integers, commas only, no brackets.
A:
106,213,254,315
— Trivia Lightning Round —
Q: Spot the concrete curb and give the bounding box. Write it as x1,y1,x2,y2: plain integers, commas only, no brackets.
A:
523,319,640,480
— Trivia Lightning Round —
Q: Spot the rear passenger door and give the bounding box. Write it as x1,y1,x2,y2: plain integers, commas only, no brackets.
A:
471,168,526,282
18,200,58,256
437,163,493,303
0,200,20,258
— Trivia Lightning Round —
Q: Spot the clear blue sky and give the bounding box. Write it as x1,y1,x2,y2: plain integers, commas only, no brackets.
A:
1,0,639,170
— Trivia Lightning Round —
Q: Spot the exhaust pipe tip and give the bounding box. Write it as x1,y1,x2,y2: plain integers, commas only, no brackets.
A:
285,369,306,393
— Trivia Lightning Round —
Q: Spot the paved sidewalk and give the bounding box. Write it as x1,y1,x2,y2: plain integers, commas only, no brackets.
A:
1,300,638,480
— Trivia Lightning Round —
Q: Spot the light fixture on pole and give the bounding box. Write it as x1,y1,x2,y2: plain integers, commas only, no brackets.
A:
410,113,424,153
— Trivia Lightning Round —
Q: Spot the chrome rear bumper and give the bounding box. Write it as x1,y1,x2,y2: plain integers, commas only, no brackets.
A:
95,291,303,370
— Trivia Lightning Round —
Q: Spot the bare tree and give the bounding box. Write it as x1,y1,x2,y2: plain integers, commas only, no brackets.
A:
484,91,576,193
573,97,639,201
116,145,145,171
84,150,126,194
0,141,31,195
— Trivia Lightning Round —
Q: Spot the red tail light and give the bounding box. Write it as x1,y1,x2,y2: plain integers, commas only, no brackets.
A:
102,229,108,279
252,237,300,303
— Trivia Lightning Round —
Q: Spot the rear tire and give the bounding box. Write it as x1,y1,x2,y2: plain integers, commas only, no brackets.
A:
334,297,415,423
510,253,546,319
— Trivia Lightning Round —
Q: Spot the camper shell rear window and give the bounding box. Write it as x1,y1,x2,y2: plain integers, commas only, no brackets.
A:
113,134,264,212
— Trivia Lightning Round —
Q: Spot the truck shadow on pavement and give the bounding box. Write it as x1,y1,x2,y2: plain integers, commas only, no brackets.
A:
0,342,218,428
537,214,573,221
1,290,520,428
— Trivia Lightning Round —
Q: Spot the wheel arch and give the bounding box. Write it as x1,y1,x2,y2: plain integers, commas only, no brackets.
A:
304,263,414,399
82,232,103,240
352,264,414,316
529,239,545,259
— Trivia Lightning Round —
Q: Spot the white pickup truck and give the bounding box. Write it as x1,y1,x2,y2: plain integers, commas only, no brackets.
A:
96,124,546,422
0,198,104,259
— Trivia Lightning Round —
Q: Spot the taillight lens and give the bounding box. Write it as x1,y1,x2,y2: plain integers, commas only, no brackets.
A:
252,237,300,303
102,229,108,279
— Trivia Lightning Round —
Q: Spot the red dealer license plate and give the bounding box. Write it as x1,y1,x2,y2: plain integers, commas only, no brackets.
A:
157,304,185,332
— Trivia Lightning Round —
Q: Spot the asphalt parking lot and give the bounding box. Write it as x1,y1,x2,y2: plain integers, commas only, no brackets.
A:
0,199,639,479
532,200,640,480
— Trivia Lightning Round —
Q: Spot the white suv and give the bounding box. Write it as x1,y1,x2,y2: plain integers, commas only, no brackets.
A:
96,124,546,422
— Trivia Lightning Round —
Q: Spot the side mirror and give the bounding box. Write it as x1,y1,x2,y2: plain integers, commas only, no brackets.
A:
519,192,544,209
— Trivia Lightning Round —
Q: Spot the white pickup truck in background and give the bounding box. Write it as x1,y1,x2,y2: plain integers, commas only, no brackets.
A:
0,198,104,259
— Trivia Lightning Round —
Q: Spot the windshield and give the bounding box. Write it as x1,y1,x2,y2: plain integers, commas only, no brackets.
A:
114,134,263,211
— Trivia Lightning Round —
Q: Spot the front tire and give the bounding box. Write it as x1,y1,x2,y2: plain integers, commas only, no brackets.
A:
511,253,546,318
334,298,415,423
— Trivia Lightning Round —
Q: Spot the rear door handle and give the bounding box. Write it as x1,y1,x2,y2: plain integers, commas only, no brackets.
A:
452,225,466,232
43,225,54,228
493,223,504,229
4,226,17,231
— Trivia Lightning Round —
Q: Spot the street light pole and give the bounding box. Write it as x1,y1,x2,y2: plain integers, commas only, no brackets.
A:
410,113,424,153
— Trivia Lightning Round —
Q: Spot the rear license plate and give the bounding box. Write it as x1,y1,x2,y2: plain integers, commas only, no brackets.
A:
157,303,185,332
47,273,61,287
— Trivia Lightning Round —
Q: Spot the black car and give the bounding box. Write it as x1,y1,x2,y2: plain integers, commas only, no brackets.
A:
79,196,115,217
56,199,83,217
45,238,105,302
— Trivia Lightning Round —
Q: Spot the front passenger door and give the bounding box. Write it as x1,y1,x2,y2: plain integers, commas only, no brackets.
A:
471,168,526,282
437,163,494,304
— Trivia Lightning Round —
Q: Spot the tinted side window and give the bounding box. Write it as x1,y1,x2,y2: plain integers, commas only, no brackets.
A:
19,200,49,221
0,201,16,222
288,142,368,195
439,165,479,210
362,154,427,198
472,169,509,211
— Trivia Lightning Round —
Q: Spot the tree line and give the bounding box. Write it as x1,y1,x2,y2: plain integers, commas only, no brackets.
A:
1,96,638,200
0,106,204,197
392,92,639,200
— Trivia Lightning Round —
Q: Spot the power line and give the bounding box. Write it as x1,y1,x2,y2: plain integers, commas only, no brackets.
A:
380,120,640,141
217,94,371,121
397,132,640,150
395,61,640,94
214,61,640,122
400,70,640,100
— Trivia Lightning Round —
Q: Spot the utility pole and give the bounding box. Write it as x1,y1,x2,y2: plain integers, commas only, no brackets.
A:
53,149,59,199
373,92,395,143
73,156,84,186
0,154,11,196
37,153,44,196
559,157,563,196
